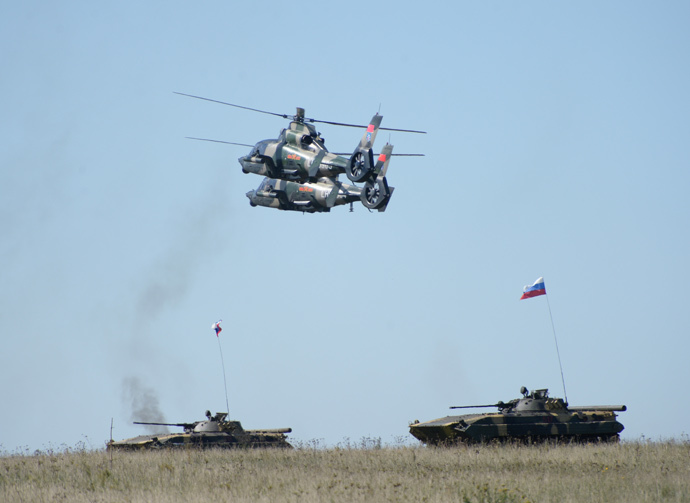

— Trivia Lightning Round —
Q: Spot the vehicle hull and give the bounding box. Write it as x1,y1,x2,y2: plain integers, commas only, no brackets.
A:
409,410,624,445
108,429,292,450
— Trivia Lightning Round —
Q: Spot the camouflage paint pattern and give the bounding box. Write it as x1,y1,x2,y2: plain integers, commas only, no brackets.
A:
108,412,292,450
175,93,425,213
238,120,350,181
246,143,395,213
238,111,398,212
238,118,372,182
409,388,626,445
246,177,382,213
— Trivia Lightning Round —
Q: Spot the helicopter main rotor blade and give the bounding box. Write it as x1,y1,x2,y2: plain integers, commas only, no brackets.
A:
176,92,426,133
185,137,254,147
174,92,289,119
308,117,426,134
332,152,425,157
380,126,426,134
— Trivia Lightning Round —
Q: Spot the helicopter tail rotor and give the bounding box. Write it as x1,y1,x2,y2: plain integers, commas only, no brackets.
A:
346,114,383,183
361,177,394,211
360,144,394,211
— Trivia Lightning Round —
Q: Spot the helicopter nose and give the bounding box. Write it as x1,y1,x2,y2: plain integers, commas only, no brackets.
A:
238,156,248,173
246,190,257,207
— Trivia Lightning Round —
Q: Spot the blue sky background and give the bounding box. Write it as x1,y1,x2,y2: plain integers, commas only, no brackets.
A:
2,1,689,452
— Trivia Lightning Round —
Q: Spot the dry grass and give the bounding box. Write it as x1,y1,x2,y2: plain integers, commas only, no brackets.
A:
2,441,689,502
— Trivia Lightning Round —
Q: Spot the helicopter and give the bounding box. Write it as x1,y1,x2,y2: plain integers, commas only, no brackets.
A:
246,144,395,212
175,92,425,212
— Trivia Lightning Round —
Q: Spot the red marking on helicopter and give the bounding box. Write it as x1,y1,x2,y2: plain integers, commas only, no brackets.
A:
378,153,387,162
366,124,375,142
298,187,314,192
287,154,302,160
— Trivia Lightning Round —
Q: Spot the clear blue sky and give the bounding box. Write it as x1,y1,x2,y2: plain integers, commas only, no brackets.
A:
2,1,689,452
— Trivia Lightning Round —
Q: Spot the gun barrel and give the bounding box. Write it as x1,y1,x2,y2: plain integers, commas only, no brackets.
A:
568,405,627,412
449,404,499,410
251,428,292,434
133,422,191,427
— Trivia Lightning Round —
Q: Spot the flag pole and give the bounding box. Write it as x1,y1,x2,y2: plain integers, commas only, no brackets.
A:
545,294,568,405
217,336,230,415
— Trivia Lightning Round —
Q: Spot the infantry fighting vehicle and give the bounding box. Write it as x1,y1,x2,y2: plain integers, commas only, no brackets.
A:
409,387,626,445
108,410,292,450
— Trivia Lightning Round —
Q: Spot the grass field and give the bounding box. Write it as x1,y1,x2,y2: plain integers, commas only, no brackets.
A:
2,440,689,502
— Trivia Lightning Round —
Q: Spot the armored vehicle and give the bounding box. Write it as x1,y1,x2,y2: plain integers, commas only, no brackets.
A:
108,410,292,450
409,387,626,445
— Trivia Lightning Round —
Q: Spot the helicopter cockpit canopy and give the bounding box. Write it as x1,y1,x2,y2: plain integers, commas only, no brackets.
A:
251,139,273,157
257,177,275,192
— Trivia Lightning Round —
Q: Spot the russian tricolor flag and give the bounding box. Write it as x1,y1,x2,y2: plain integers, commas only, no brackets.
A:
212,320,222,337
520,277,546,300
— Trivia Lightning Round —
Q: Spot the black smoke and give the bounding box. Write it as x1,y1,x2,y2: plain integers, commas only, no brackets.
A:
122,376,170,434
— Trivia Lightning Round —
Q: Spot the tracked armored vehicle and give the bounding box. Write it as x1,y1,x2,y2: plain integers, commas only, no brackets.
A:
409,387,626,445
108,410,292,450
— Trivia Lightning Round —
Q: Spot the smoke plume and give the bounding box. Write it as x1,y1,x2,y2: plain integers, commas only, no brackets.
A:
122,376,170,434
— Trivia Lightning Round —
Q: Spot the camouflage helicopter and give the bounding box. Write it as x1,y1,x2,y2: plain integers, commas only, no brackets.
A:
175,92,425,212
246,136,397,212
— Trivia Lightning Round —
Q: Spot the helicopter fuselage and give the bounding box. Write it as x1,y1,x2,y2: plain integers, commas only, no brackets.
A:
245,177,362,213
238,121,349,182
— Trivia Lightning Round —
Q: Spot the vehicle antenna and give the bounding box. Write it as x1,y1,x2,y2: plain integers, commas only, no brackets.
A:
109,418,114,468
546,294,568,405
218,337,230,415
212,320,230,414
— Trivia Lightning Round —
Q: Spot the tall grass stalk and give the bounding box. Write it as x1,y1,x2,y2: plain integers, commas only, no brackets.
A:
2,441,689,502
